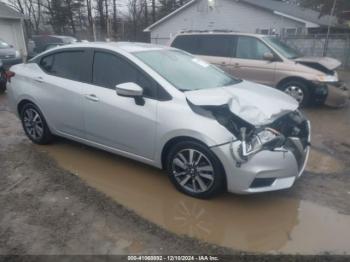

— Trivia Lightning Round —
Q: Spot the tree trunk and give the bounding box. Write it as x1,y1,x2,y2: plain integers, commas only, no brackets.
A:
144,0,148,26
113,0,117,37
97,0,106,38
105,0,109,37
66,0,76,35
152,0,155,23
86,0,94,40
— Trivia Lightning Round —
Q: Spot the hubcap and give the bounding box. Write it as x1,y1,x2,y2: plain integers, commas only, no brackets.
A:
23,108,44,140
284,85,304,103
172,149,215,193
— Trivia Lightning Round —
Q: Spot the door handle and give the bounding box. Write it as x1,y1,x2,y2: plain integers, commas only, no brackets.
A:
85,94,99,102
35,76,44,83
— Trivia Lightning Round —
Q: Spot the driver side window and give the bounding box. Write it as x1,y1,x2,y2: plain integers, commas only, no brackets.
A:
92,51,156,98
236,36,271,60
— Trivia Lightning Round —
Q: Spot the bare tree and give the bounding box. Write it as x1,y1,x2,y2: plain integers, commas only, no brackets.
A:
144,0,148,26
151,0,155,23
128,0,144,39
8,0,33,35
113,0,117,36
86,0,94,39
30,0,42,34
96,0,106,38
65,0,76,35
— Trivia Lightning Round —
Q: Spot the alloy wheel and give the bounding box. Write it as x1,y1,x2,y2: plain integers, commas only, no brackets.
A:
23,108,44,140
284,85,304,103
172,149,215,193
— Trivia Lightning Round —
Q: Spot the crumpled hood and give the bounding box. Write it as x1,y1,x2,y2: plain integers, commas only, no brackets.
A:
185,81,298,126
294,56,341,70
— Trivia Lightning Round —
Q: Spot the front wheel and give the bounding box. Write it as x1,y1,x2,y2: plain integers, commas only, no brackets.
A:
279,80,310,106
166,141,226,199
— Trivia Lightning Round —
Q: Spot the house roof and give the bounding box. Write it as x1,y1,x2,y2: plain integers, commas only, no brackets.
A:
144,0,339,32
243,0,337,27
0,2,24,19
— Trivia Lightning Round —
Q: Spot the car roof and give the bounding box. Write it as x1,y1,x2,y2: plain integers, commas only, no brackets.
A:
175,31,266,38
55,41,170,53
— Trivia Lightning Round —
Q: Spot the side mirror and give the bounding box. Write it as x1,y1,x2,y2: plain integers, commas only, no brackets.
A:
116,82,143,97
263,52,275,61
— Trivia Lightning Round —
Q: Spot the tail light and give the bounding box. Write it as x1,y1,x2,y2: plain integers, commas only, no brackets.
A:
5,71,15,82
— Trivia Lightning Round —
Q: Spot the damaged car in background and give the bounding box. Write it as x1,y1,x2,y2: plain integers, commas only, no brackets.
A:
170,32,349,107
7,43,310,198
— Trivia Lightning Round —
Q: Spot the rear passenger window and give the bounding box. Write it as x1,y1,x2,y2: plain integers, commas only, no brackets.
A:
40,51,84,81
172,35,235,58
92,51,157,98
236,36,271,60
171,35,198,54
197,35,234,57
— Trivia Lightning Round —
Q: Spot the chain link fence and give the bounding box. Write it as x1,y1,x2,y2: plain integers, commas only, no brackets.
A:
280,34,350,69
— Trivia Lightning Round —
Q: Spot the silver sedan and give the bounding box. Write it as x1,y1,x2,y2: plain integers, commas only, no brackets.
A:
6,42,310,198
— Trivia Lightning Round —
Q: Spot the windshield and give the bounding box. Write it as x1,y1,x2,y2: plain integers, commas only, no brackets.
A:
134,49,240,91
263,37,302,59
0,40,10,49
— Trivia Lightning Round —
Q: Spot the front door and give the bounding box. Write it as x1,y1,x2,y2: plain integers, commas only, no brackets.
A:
231,36,276,86
83,50,158,160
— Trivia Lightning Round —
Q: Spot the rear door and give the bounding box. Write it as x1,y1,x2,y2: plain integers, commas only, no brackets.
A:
231,36,277,86
171,34,236,75
82,50,158,159
195,35,236,74
36,49,88,138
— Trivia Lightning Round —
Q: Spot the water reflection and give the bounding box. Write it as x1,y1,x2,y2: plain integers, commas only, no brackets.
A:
42,139,350,254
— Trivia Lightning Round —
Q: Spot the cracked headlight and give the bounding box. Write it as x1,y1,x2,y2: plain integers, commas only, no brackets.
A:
316,73,338,83
231,128,285,163
246,129,280,154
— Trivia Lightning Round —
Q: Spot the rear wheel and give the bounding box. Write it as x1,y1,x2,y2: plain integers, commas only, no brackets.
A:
20,103,53,144
279,80,310,106
166,141,226,199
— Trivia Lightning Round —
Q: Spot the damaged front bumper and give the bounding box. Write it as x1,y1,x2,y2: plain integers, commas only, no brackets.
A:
311,81,349,107
211,120,311,194
324,81,349,108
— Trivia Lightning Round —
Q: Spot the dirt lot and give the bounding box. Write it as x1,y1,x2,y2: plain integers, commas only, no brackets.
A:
0,73,350,256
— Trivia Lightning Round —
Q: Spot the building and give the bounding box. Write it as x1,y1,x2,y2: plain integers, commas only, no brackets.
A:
144,0,340,45
0,1,27,55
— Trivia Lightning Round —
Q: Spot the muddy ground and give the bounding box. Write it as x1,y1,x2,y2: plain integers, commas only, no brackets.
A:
0,73,350,257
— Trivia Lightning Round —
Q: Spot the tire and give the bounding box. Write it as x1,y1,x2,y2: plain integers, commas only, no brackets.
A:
20,102,53,144
279,80,310,107
166,140,226,199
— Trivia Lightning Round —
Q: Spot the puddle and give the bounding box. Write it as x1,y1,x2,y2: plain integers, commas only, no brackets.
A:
42,140,350,254
306,149,346,174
